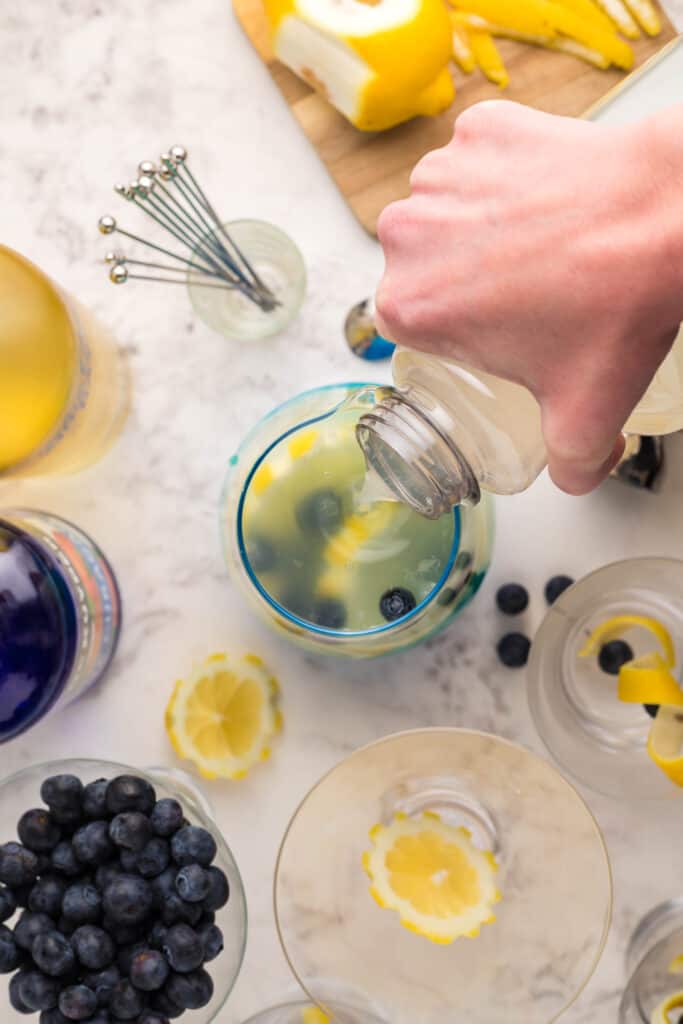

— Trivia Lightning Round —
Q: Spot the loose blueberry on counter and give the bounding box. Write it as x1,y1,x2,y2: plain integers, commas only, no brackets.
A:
109,977,146,1019
162,923,204,973
598,640,634,676
165,967,214,1010
149,801,183,840
544,575,574,606
130,949,170,992
644,704,660,719
379,587,417,623
170,827,217,869
106,777,156,817
175,865,210,904
0,923,22,973
197,921,223,963
202,867,229,913
497,633,531,669
14,911,55,951
18,969,61,1011
29,876,67,918
18,810,62,854
309,598,347,630
71,925,115,970
81,780,109,821
295,488,343,536
32,929,77,977
62,884,102,925
103,876,153,926
0,884,17,923
58,983,98,1021
109,813,153,853
40,777,84,818
83,962,121,1006
495,583,529,616
0,842,39,887
72,822,115,866
135,839,170,880
51,843,81,879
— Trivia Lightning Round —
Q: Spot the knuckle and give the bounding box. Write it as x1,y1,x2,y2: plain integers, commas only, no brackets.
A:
375,283,421,343
376,199,412,250
454,99,509,139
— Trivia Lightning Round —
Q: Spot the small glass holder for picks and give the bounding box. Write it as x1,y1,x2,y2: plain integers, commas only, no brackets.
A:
187,219,306,341
619,900,683,1024
0,758,247,1023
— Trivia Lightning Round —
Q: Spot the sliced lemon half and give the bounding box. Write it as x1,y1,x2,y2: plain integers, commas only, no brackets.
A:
650,991,683,1023
648,705,683,788
362,811,501,944
165,652,282,780
579,614,676,667
301,1009,330,1024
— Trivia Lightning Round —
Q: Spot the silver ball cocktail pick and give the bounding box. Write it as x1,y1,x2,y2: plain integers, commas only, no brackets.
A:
98,215,116,235
110,264,128,284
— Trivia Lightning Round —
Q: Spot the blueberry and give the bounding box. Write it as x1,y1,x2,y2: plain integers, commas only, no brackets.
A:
644,703,660,719
150,869,177,910
150,989,184,1019
166,967,213,1010
32,929,76,977
109,813,153,854
130,949,169,992
162,924,204,973
83,961,122,1004
10,970,33,1014
18,809,62,853
73,822,116,866
41,776,84,815
379,587,417,622
137,1013,172,1024
134,839,170,880
0,842,39,887
147,922,168,951
116,940,148,976
101,916,143,947
106,777,156,817
72,925,115,970
245,534,277,574
0,884,17,922
96,863,124,892
103,876,153,926
309,598,347,630
174,865,209,904
170,827,216,868
62,884,102,925
149,802,183,840
109,978,146,1019
82,780,110,821
197,921,223,963
39,1010,70,1024
296,488,344,536
13,883,34,909
0,922,22,972
202,866,229,912
598,640,634,676
544,575,574,605
59,983,98,1020
19,969,61,1011
118,849,139,873
495,583,529,616
29,876,67,919
161,895,202,928
497,632,531,668
14,911,55,951
51,842,81,878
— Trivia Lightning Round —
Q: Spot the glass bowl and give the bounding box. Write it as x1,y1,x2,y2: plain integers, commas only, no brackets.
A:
0,758,247,1022
619,899,683,1023
221,383,494,658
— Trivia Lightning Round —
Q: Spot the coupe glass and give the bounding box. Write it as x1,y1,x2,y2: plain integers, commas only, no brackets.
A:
527,558,683,800
221,384,494,658
275,729,612,1024
619,900,683,1023
0,758,247,1022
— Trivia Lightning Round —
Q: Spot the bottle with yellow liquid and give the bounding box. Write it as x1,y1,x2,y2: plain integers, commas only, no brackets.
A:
0,246,129,477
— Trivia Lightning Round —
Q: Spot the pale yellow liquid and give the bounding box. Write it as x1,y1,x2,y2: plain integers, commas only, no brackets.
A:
0,247,129,477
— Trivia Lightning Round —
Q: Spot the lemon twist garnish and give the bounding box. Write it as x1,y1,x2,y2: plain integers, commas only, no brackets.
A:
165,652,282,781
579,614,676,667
650,991,683,1023
362,812,500,944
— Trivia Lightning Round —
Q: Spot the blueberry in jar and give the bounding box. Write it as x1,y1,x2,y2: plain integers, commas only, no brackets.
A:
50,842,81,879
0,885,17,923
106,777,156,817
109,977,146,1019
71,925,115,970
135,839,170,880
202,866,229,912
40,776,84,817
81,780,109,821
29,876,67,918
197,921,223,963
166,966,214,1009
109,813,153,853
0,842,39,887
72,822,115,866
104,875,153,926
17,810,62,853
62,884,102,925
83,962,121,1006
58,983,98,1021
129,948,170,992
0,923,22,973
31,929,76,977
149,801,184,840
14,911,55,951
18,968,61,1011
162,923,204,973
170,827,216,868
175,865,210,904
379,588,417,623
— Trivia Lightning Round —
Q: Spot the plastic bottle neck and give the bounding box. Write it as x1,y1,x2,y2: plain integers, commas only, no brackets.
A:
356,387,480,518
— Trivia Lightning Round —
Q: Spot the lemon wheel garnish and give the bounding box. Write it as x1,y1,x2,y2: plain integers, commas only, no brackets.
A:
650,991,683,1023
579,614,676,667
165,653,282,780
301,1009,330,1024
362,812,500,944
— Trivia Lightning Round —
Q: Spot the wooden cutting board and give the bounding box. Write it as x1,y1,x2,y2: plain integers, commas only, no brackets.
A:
234,1,677,234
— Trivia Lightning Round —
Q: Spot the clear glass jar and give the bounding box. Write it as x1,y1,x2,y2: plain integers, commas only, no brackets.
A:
0,758,247,1021
187,220,306,341
221,384,494,658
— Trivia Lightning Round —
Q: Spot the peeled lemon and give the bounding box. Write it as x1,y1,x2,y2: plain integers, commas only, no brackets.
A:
362,811,501,944
263,0,455,131
650,991,683,1023
165,652,282,780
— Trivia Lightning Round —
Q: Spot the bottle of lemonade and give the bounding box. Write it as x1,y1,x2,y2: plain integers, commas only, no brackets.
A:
356,333,683,518
0,246,129,477
0,510,121,742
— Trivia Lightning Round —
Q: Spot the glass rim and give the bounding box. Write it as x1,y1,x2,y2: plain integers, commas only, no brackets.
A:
231,385,461,640
272,726,613,1020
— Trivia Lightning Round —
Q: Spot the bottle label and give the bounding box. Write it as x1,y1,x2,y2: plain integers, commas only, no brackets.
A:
16,511,120,704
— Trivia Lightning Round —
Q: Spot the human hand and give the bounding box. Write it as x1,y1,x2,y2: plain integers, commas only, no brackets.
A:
375,101,683,495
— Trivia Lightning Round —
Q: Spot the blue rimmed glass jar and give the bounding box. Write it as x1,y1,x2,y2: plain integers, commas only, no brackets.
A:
221,384,494,658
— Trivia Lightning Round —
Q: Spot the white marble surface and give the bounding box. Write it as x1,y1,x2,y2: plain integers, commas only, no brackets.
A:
2,3,683,1022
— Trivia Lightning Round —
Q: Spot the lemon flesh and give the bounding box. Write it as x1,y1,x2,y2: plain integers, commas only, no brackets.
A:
362,812,500,944
165,652,282,780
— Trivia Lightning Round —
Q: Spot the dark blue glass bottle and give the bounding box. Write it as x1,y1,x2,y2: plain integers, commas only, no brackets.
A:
0,511,120,742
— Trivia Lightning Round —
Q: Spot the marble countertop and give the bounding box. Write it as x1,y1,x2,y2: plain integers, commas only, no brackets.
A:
2,4,683,1021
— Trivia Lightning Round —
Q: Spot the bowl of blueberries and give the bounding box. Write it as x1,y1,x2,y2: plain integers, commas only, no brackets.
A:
0,759,247,1023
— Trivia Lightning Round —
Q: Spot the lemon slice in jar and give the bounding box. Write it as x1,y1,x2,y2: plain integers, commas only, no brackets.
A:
362,812,500,944
650,991,683,1023
165,653,282,780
